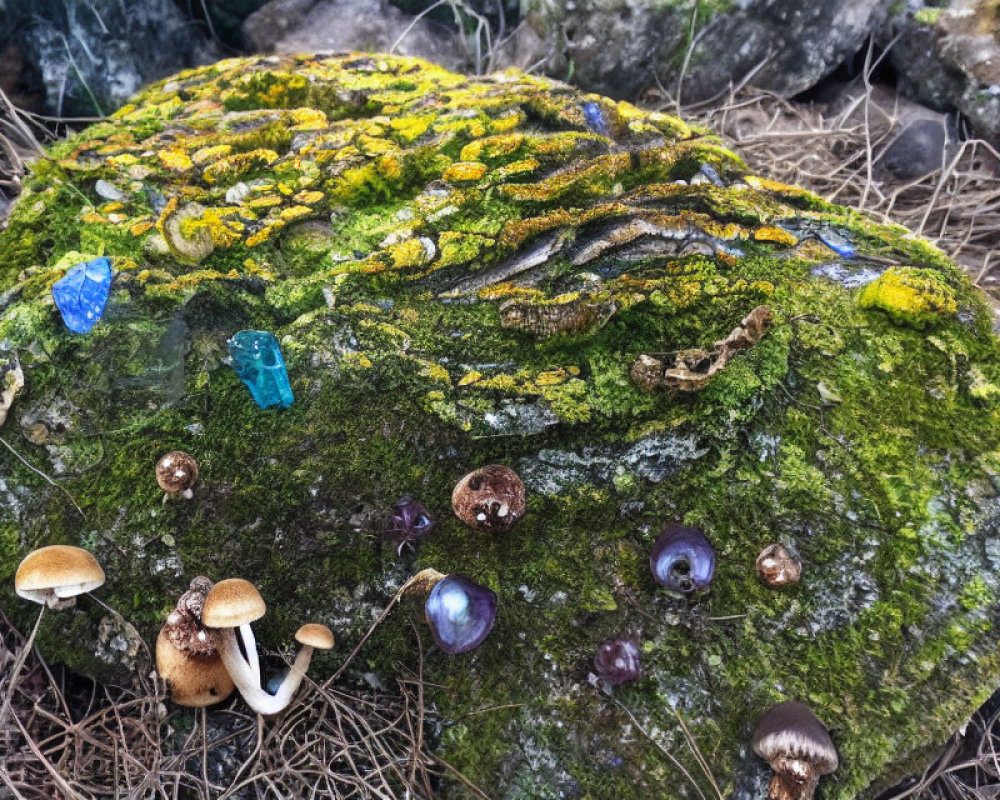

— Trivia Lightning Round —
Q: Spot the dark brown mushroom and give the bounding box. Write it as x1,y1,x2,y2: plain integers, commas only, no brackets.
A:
756,544,802,588
156,451,199,500
752,701,838,800
451,465,526,533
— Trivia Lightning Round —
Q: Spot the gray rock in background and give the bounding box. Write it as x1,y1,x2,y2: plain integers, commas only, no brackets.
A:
886,0,1000,145
0,0,220,118
242,0,462,70
514,0,892,101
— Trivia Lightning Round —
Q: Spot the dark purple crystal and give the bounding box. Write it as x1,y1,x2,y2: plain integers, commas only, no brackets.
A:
650,524,715,595
593,638,641,686
383,496,435,556
425,574,497,655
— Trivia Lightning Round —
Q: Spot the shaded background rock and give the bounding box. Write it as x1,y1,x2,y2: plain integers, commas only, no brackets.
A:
515,0,892,102
241,0,462,70
0,0,220,117
885,0,1000,146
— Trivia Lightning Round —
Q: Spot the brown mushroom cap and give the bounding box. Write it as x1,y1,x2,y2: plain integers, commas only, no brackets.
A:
156,628,235,707
752,701,838,800
756,544,802,588
451,464,526,533
156,451,199,497
201,578,266,628
15,545,105,606
295,623,334,649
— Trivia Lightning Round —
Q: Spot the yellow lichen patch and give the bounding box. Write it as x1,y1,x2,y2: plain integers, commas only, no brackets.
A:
158,148,194,171
202,149,280,184
130,220,155,236
489,110,525,133
745,174,820,202
535,368,573,386
377,154,403,180
192,144,233,165
493,158,540,181
248,195,283,209
389,116,432,143
437,232,490,268
754,226,798,246
293,190,325,205
386,238,433,270
442,162,489,183
289,108,329,130
418,360,452,384
80,211,107,224
477,284,545,302
107,153,139,167
858,267,958,328
99,202,124,214
500,153,632,202
357,135,396,156
460,133,525,163
458,370,483,386
278,205,314,222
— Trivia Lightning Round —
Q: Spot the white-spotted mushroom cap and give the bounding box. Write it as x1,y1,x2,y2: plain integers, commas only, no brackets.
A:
201,578,266,628
156,576,235,707
451,465,526,533
752,701,838,800
155,451,199,499
756,544,802,588
15,545,106,607
295,623,334,650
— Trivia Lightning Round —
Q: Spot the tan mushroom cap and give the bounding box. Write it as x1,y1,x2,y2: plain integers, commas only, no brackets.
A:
295,623,334,649
201,578,266,628
15,545,105,605
156,628,235,707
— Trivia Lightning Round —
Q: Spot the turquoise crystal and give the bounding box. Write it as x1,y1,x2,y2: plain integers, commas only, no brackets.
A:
51,257,113,334
226,330,294,409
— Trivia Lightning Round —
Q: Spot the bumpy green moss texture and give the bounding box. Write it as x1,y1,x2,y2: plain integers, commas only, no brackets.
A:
3,53,1000,798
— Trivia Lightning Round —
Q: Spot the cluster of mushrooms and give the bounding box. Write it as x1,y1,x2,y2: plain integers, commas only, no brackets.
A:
8,454,836,799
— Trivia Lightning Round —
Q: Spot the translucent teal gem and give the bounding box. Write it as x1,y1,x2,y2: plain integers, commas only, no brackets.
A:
227,330,294,409
51,257,113,334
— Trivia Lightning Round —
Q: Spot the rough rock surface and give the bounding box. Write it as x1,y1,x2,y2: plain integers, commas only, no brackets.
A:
887,0,1000,145
2,54,1000,798
0,0,220,118
516,0,892,101
242,0,461,70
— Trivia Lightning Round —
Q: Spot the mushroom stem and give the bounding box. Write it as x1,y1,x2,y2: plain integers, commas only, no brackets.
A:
265,646,315,710
768,762,819,800
217,628,289,715
239,623,261,686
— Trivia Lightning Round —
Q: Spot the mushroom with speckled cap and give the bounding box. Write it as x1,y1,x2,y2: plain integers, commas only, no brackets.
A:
752,701,838,800
155,576,235,707
156,451,199,501
451,465,525,533
3,545,107,729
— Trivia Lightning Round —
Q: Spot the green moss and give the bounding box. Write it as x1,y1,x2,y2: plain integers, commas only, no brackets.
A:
1,52,1000,800
914,7,943,25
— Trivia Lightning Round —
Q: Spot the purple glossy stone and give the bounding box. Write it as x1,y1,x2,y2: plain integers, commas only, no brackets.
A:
594,638,641,686
425,574,497,655
650,524,715,595
383,496,435,556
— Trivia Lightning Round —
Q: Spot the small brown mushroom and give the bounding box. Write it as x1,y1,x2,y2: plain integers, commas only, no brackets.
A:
452,465,526,533
756,544,802,588
156,451,199,501
156,577,234,707
752,701,838,800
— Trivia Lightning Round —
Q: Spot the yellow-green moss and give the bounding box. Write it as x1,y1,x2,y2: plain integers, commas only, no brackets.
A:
858,267,959,328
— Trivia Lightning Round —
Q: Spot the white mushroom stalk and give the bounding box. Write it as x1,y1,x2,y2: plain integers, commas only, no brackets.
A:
239,623,261,686
215,624,333,715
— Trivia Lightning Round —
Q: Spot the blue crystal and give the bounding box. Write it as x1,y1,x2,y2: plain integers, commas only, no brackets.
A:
816,228,856,259
582,101,610,137
51,257,113,334
227,330,294,409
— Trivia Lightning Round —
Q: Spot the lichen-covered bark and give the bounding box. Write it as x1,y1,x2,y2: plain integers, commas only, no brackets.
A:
2,54,1000,798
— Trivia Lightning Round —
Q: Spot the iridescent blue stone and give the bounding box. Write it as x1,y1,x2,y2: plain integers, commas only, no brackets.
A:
425,574,497,655
582,101,610,137
51,257,113,334
816,228,856,259
650,524,715,595
226,330,294,409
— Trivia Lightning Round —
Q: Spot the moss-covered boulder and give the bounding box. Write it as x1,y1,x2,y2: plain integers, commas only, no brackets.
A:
3,53,1000,798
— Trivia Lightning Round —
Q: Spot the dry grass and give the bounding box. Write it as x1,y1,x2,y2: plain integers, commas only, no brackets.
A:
0,610,484,799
